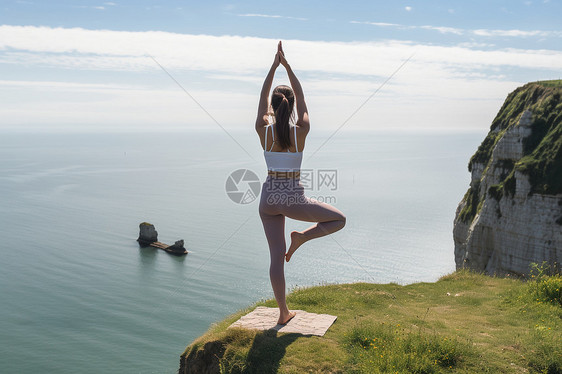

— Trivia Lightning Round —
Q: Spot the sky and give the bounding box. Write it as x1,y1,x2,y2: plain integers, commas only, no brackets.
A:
1,0,561,132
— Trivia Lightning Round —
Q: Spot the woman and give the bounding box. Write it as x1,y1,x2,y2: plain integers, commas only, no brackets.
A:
255,41,346,325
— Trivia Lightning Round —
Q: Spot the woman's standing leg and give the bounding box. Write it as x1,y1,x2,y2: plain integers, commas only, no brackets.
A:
259,209,296,324
281,196,346,262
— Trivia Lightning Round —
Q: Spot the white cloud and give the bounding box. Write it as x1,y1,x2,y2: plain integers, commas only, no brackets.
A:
238,13,282,18
457,42,496,48
2,25,562,81
353,20,562,38
0,79,144,91
74,5,106,10
0,25,560,131
405,6,412,11
0,78,259,130
2,28,560,80
205,74,262,84
353,20,464,35
419,25,463,35
237,13,307,21
350,21,401,27
472,29,549,37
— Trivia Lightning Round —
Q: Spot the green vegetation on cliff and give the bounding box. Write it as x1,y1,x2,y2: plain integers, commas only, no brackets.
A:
179,270,561,373
459,80,562,223
457,182,482,223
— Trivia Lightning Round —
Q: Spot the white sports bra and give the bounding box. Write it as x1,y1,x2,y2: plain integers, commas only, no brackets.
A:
263,124,303,172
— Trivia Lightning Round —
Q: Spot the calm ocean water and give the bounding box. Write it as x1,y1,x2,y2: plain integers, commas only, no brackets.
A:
0,128,483,373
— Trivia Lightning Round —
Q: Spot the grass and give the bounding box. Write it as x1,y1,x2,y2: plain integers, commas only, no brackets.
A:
179,270,562,373
537,80,562,88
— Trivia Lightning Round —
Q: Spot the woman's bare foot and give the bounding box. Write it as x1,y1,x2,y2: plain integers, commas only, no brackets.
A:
278,311,296,325
286,231,306,262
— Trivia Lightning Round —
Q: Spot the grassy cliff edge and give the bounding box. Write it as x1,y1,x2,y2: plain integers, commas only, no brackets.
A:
179,270,561,373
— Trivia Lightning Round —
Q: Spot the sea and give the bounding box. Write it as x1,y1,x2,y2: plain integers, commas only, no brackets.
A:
0,128,484,373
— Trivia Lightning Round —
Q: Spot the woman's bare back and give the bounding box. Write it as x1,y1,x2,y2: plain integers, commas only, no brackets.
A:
259,124,307,152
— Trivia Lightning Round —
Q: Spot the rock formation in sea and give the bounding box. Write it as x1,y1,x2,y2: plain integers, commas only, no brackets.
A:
453,80,562,276
138,222,158,245
167,240,186,254
137,223,188,255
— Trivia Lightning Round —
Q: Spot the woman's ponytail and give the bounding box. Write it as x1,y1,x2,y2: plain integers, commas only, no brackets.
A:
271,85,294,150
275,96,291,150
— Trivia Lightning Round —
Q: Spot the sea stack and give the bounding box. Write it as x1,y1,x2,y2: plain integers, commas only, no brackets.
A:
166,240,186,254
453,81,562,276
138,222,158,245
137,223,188,255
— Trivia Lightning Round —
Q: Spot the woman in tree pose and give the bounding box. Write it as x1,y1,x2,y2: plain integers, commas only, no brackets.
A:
255,41,346,325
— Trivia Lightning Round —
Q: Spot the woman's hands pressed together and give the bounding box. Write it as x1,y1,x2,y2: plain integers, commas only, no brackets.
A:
273,41,289,69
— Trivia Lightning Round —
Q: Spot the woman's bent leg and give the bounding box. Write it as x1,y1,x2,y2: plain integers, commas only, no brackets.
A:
281,196,346,262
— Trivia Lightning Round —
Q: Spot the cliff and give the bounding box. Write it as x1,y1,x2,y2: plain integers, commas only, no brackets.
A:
453,80,562,276
178,271,561,373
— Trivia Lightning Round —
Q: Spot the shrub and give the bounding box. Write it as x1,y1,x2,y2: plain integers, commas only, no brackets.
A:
527,262,562,307
345,322,474,373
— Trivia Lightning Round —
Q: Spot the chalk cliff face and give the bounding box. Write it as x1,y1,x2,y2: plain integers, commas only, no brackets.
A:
454,81,562,276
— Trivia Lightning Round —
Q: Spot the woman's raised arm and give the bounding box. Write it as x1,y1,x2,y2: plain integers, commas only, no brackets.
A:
255,44,281,132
